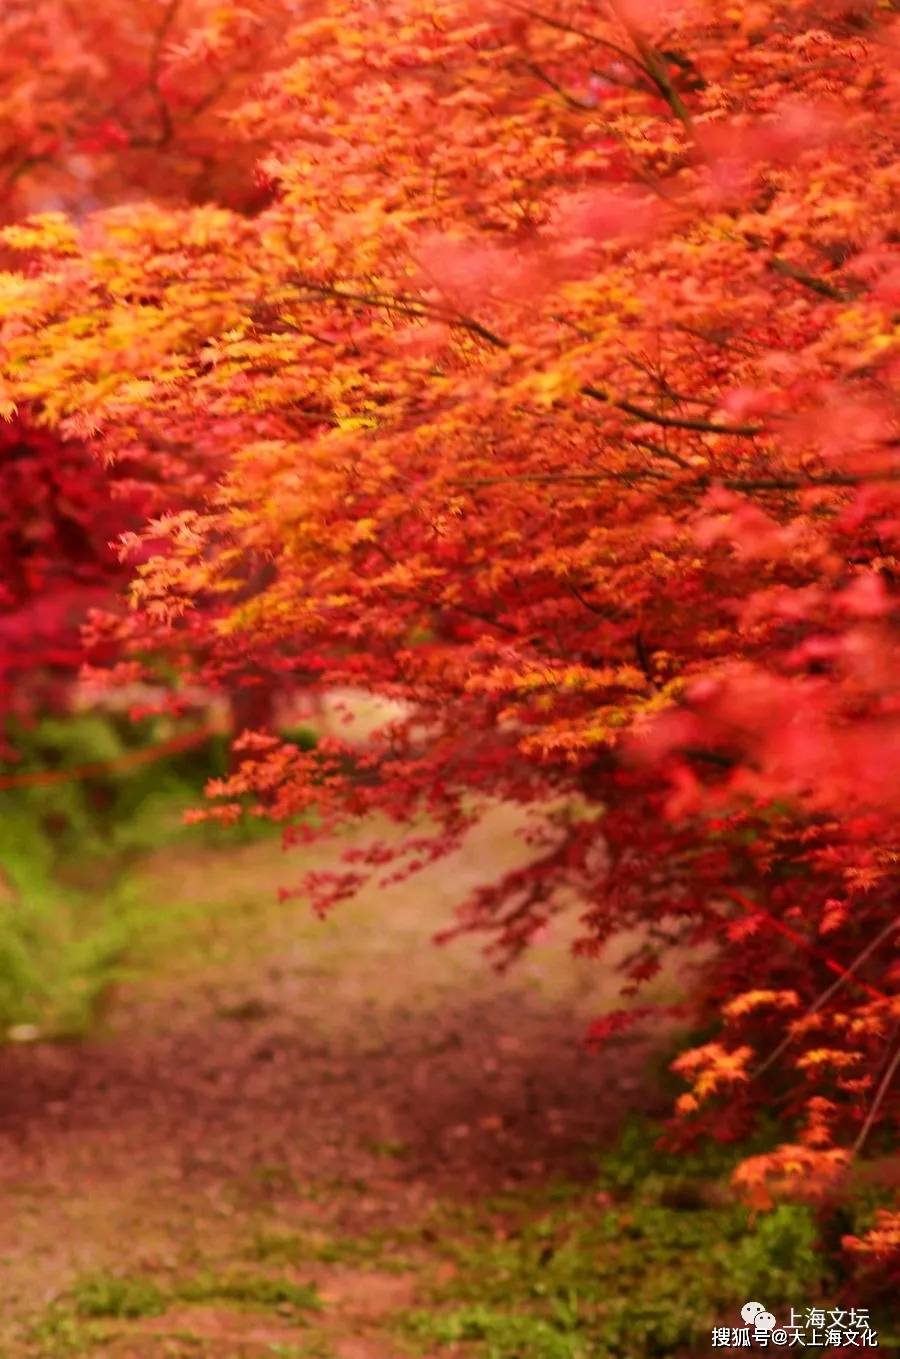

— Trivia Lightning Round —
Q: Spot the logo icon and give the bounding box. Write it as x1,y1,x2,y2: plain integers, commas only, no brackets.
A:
713,1302,879,1348
741,1302,777,1330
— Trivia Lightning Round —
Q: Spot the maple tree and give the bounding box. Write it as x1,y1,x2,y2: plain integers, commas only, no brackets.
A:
0,1,301,730
0,0,898,1257
0,0,297,224
0,416,152,729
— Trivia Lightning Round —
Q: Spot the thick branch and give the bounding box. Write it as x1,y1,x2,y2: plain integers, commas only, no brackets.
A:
450,468,896,493
625,26,694,129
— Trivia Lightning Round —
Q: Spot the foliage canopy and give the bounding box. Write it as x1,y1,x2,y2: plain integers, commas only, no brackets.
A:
0,0,898,1262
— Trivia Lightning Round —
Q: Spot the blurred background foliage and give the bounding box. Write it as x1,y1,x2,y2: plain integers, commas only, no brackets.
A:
0,711,315,1037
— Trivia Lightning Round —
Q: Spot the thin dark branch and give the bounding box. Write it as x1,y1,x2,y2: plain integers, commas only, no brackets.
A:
567,580,614,618
625,355,720,408
506,3,647,71
580,385,764,436
769,257,857,303
451,469,672,488
146,0,180,148
753,916,900,1082
853,1023,900,1157
510,1,694,125
370,542,520,636
722,472,900,490
450,468,896,492
271,280,768,440
634,629,657,687
625,435,694,471
682,747,737,768
281,282,511,351
522,61,598,110
1,153,49,193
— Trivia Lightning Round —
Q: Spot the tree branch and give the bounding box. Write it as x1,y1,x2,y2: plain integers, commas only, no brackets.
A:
769,256,857,303
280,281,511,351
852,1022,900,1157
753,916,900,1082
506,3,647,72
521,61,598,110
450,468,899,493
273,279,770,440
450,469,672,488
625,26,694,129
580,385,764,436
145,0,180,148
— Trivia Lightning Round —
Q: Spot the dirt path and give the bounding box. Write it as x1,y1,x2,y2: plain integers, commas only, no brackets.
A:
0,808,665,1358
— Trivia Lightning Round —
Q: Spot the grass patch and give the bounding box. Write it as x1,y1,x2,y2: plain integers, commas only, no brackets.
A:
66,1267,320,1325
175,1271,322,1313
72,1272,167,1319
25,1306,106,1357
400,1119,831,1359
251,1229,309,1264
251,1225,414,1273
27,1266,323,1359
408,1307,579,1359
266,1344,337,1358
